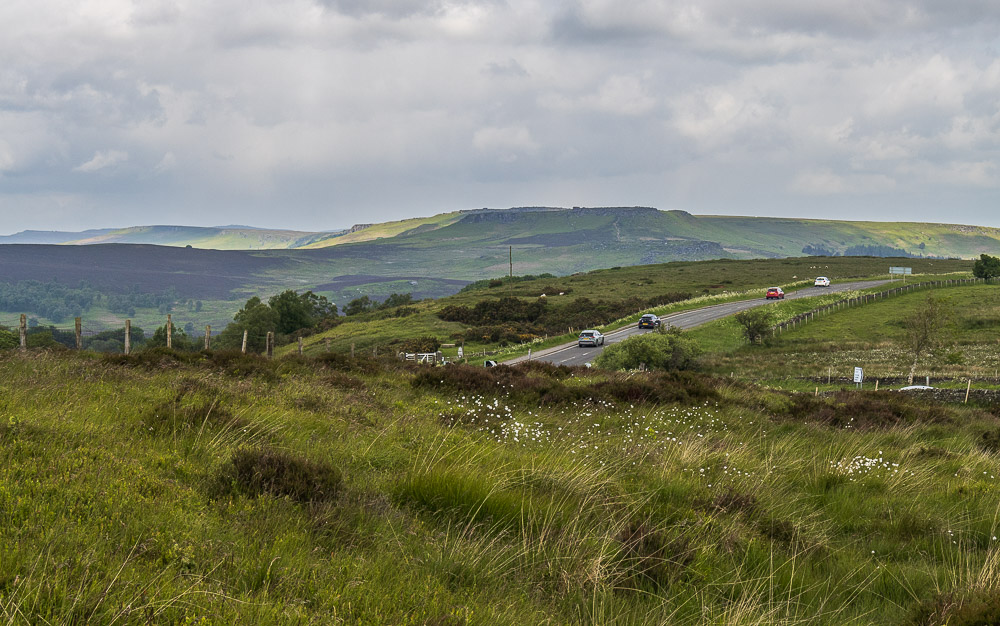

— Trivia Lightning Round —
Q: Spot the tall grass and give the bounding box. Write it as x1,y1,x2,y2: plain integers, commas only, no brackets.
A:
3,349,1000,623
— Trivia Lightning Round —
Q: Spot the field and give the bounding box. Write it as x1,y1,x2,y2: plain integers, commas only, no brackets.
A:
691,282,1000,391
5,349,1000,623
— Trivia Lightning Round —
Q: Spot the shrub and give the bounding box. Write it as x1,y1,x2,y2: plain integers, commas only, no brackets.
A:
411,364,716,407
397,336,441,353
594,328,701,372
101,347,200,369
139,396,241,435
906,591,1000,626
798,391,953,429
206,350,278,380
734,307,774,344
217,448,342,503
313,352,385,375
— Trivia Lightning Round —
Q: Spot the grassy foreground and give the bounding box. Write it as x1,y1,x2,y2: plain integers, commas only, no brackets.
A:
4,350,1000,623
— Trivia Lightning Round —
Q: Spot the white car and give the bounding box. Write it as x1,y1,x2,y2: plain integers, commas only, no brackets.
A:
814,276,831,287
578,330,605,347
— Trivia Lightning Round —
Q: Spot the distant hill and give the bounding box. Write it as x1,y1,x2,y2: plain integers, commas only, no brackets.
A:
4,208,1000,261
2,207,1000,312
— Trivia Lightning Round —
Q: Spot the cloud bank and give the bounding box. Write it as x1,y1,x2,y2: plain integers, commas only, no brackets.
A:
1,0,998,232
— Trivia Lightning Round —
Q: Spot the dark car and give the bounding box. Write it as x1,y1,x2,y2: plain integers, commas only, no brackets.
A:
638,314,661,329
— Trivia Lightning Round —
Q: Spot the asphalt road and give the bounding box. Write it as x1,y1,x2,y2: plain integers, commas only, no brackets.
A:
506,280,890,367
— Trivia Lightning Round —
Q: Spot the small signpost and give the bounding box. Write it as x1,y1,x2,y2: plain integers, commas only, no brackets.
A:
854,366,864,389
890,266,912,283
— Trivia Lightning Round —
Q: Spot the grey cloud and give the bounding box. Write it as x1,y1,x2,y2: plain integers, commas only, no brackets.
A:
483,59,529,77
0,0,999,233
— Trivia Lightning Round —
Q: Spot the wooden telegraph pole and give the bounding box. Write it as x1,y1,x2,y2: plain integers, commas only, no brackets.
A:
124,320,131,355
241,329,248,354
166,314,172,349
19,314,26,351
75,317,82,350
204,325,211,350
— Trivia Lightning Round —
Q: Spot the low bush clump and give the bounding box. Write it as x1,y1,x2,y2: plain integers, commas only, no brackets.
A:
101,346,202,369
800,391,953,429
139,396,241,435
313,352,386,375
594,328,701,372
411,365,717,407
217,447,342,503
906,590,1000,626
205,350,278,380
395,336,441,354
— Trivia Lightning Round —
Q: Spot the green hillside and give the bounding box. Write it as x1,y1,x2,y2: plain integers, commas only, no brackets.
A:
5,208,1000,264
65,225,323,250
288,256,972,360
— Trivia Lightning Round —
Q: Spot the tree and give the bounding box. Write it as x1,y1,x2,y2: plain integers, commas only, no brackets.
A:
267,289,337,334
147,324,196,351
903,295,953,385
594,326,701,371
269,290,316,334
216,296,280,353
973,254,1000,279
381,293,413,309
344,295,376,316
733,307,774,344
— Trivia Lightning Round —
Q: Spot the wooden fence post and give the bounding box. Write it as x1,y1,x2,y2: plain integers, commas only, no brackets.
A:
19,314,26,351
166,313,172,349
204,325,211,350
298,337,303,355
241,329,248,354
125,320,131,356
266,332,274,359
325,338,331,352
351,342,355,358
75,317,82,350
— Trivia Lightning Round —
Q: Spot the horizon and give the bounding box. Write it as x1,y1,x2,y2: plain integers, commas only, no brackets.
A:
4,206,1000,239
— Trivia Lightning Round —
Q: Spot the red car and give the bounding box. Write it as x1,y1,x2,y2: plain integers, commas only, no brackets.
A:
766,287,785,299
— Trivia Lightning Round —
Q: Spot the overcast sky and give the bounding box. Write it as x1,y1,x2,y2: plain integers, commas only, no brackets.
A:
1,0,999,234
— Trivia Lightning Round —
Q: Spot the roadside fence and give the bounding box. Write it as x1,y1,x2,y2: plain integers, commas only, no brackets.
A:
771,277,994,336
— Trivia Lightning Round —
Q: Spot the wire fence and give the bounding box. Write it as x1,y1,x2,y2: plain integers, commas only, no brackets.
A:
770,276,992,336
1,314,242,355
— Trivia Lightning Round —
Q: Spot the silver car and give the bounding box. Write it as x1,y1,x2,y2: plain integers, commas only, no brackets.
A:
578,330,605,347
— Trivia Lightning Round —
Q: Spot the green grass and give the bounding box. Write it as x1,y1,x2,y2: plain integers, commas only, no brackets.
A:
694,282,1000,390
4,350,1000,623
